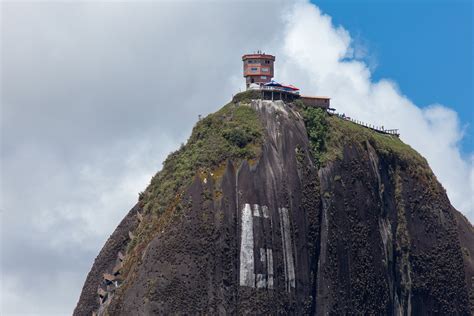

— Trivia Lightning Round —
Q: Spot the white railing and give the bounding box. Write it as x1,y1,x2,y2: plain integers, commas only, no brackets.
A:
330,112,400,137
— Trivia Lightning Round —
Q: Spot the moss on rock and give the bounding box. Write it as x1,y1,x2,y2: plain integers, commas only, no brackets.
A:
142,102,263,216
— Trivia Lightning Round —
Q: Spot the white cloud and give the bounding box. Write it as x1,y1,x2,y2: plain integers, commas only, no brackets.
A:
1,2,288,314
276,1,473,220
1,1,471,315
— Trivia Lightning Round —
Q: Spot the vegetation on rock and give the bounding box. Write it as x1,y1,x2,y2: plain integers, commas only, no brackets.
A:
142,102,263,216
122,101,264,281
301,107,328,167
231,90,262,103
325,115,427,166
298,102,430,172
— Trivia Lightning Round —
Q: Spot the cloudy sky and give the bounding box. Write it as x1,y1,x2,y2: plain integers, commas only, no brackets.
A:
1,1,472,314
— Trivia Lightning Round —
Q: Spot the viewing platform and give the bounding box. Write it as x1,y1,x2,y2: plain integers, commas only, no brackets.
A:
240,51,399,137
250,84,300,102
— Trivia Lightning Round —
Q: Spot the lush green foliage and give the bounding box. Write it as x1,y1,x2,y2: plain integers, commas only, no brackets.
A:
141,103,263,216
325,115,427,166
292,99,306,110
300,105,428,170
301,107,329,167
232,90,262,103
223,126,258,148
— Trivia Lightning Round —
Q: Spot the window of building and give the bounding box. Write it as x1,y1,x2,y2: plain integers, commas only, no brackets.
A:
261,76,267,79
265,60,270,64
248,60,255,64
261,67,269,72
251,67,258,72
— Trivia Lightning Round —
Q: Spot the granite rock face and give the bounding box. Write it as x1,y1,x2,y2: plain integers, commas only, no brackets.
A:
74,99,473,315
74,204,140,316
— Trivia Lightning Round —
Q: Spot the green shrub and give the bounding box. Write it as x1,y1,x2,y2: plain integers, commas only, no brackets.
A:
292,99,305,110
223,127,253,148
301,107,329,167
232,90,262,103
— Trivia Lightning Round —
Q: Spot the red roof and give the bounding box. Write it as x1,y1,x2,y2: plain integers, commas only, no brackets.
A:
242,54,275,61
281,84,299,91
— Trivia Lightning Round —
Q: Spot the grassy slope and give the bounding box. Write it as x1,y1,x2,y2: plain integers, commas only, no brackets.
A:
299,104,430,169
323,113,440,189
325,115,427,166
141,100,263,216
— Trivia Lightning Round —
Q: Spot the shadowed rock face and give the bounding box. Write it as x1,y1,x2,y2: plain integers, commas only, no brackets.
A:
317,142,470,315
75,99,473,315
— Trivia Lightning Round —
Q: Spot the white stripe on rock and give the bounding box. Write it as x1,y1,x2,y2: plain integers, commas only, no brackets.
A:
267,248,274,289
279,207,295,292
239,203,255,287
